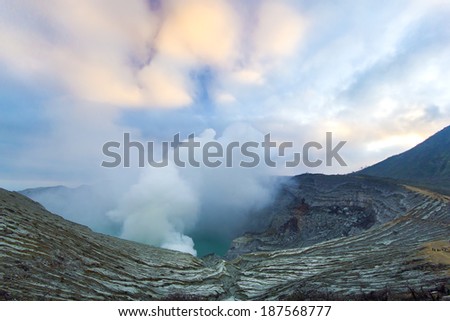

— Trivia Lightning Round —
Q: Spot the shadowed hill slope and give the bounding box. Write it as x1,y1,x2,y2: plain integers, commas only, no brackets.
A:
358,125,450,195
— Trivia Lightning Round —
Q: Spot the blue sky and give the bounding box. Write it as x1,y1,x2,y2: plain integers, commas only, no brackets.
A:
1,0,450,190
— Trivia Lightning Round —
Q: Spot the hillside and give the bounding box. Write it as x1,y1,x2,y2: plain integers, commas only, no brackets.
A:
226,174,427,258
1,185,449,300
359,125,450,195
0,188,226,300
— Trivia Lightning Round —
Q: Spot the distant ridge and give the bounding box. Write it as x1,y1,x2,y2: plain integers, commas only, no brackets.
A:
358,125,450,195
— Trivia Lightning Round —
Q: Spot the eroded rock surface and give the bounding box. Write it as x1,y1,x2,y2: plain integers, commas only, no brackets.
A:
227,175,426,258
1,179,449,300
0,189,227,300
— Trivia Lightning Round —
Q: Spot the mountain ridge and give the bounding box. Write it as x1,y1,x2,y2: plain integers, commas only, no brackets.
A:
358,125,450,195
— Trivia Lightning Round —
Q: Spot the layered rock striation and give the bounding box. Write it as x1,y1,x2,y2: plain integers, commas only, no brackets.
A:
1,180,449,300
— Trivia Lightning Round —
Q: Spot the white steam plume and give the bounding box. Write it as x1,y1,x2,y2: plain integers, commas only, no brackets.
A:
107,165,199,256
107,123,276,256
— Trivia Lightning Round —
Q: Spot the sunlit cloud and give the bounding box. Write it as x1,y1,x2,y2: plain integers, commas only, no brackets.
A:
0,0,449,186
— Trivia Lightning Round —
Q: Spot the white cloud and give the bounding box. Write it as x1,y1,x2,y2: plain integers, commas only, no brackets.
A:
1,0,448,169
214,92,236,104
366,134,424,153
0,0,309,108
232,69,265,85
252,1,306,61
137,57,194,108
156,0,240,66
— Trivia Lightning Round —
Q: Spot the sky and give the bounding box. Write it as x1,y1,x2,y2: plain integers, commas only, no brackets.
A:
1,0,450,254
1,0,450,189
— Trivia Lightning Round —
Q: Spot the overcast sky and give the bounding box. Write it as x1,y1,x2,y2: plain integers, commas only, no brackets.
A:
1,0,450,190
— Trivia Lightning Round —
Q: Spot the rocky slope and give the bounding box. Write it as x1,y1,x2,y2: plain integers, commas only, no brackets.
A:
231,184,449,299
1,185,449,300
0,189,227,300
226,174,426,258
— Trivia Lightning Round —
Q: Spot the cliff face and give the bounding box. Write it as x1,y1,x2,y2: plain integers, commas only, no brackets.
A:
226,174,426,258
230,183,449,299
1,183,449,300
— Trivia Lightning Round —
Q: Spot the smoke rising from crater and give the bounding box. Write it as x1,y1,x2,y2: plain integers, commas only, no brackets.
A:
107,165,200,255
106,123,277,256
